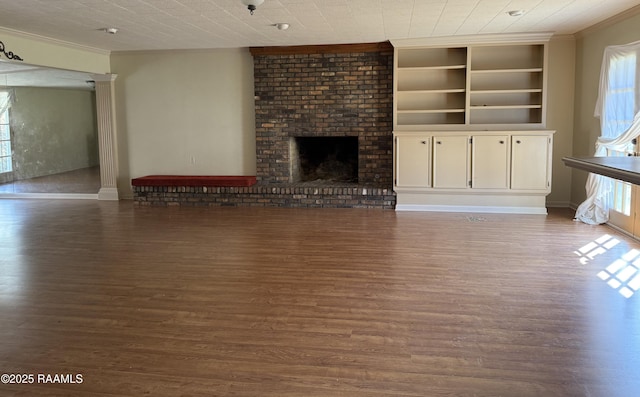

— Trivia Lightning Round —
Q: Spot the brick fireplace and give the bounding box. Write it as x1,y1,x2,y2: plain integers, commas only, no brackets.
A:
252,42,394,188
133,43,396,209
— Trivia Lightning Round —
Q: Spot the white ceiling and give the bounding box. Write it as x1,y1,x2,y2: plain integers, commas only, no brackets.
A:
0,0,639,89
0,0,639,52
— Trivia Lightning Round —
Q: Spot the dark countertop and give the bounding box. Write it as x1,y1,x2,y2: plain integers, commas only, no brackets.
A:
562,156,640,185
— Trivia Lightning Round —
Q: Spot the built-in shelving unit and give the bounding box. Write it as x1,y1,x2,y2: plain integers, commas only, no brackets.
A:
391,34,554,214
392,34,551,130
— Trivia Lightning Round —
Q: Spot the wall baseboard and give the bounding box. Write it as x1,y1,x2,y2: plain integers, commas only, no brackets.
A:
98,187,119,201
395,204,547,215
0,193,98,200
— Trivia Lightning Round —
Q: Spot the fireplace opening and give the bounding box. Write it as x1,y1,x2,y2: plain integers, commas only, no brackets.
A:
290,137,358,183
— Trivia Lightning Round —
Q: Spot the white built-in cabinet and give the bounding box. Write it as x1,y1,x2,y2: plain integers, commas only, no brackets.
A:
395,136,430,188
392,34,554,214
510,135,551,190
433,135,469,189
395,131,552,191
472,135,510,189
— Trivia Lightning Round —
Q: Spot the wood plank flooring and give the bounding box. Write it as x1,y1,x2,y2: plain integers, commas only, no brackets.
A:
1,200,639,396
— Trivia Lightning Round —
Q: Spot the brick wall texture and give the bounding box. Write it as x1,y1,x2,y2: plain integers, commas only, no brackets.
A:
253,49,394,187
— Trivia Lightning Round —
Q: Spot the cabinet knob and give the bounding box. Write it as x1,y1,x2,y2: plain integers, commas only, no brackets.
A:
436,141,442,144
421,141,427,144
499,140,505,144
516,140,522,144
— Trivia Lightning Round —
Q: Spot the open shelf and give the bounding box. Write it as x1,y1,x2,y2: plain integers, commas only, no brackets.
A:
393,38,547,128
397,111,465,126
470,44,544,71
397,91,466,112
397,68,466,91
469,107,543,124
397,47,467,68
470,70,543,91
470,91,542,107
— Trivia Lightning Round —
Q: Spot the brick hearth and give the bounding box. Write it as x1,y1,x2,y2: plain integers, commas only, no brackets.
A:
133,184,395,209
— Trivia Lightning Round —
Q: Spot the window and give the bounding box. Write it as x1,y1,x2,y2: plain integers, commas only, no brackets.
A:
605,53,638,216
575,40,640,225
0,91,11,174
602,52,637,139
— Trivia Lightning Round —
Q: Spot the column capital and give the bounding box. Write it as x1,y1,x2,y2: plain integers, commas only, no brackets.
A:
91,73,118,83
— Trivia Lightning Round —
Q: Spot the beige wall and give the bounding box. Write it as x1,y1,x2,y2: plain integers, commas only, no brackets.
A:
0,28,109,74
110,49,256,198
571,10,640,207
546,35,576,207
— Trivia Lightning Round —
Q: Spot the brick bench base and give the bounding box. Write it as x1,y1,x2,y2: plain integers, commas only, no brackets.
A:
132,182,396,209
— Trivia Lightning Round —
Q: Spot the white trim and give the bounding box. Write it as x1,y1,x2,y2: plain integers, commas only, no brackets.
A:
110,47,250,56
98,187,119,201
0,193,98,200
545,201,571,208
0,26,110,56
91,73,117,82
395,204,547,214
390,32,553,48
94,79,119,201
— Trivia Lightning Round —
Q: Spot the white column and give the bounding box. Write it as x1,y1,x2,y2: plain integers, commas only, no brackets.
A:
92,74,119,200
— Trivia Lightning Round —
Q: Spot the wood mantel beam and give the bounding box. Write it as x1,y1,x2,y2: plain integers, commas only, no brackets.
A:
249,41,393,56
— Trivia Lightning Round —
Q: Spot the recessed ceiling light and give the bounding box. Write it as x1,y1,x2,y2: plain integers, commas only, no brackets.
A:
507,10,525,17
104,27,118,34
275,23,290,30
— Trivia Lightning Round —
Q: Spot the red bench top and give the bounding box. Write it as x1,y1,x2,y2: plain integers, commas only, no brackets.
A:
131,175,257,187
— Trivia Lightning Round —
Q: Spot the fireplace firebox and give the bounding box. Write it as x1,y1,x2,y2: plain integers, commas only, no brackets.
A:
290,137,358,183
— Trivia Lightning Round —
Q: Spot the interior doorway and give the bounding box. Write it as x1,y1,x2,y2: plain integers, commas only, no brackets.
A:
0,63,101,196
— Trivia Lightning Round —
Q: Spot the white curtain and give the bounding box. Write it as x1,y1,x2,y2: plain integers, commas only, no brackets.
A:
575,41,640,225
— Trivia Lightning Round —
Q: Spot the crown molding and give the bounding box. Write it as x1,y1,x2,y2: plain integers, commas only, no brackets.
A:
0,26,110,56
575,4,640,39
390,32,554,48
549,34,576,43
110,47,249,56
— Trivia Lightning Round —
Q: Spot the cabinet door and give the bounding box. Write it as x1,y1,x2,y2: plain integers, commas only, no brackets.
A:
433,135,469,188
472,135,510,189
395,136,431,188
511,135,550,190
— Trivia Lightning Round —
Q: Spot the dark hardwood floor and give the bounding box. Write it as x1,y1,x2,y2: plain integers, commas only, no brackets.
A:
1,200,639,396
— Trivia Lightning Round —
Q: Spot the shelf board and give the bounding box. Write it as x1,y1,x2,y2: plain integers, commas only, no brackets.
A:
398,109,466,114
398,88,466,94
470,68,543,74
470,89,542,94
398,64,466,71
469,105,542,110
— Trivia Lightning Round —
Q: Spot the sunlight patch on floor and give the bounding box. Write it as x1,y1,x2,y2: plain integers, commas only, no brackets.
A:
575,234,640,298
